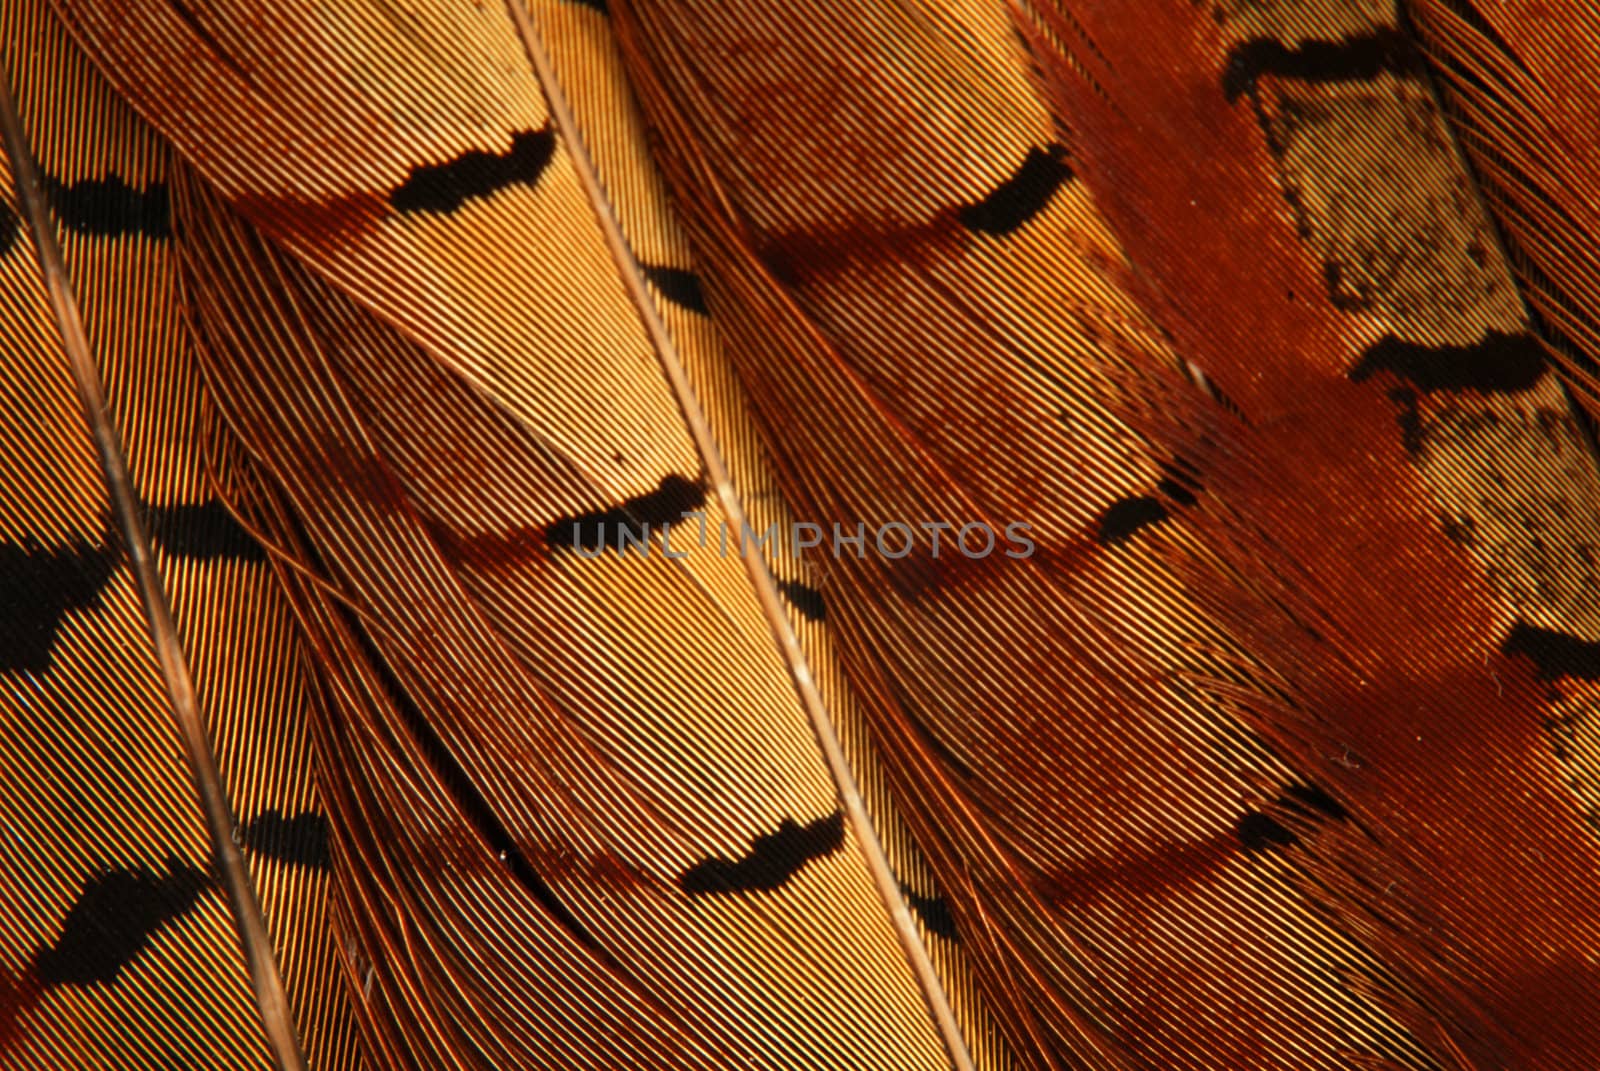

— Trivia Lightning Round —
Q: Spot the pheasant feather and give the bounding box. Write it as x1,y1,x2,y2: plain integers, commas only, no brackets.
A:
4,1,1600,1069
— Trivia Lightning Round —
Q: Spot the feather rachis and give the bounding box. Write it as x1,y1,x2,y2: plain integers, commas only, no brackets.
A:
0,4,344,1067
107,3,987,1062
605,0,1600,1066
13,0,1600,1067
605,3,1400,1066
505,8,977,1068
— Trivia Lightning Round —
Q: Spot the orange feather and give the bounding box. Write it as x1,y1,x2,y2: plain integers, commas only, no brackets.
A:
4,1,1600,1069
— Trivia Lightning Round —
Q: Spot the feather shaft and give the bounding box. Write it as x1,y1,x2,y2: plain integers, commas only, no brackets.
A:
0,53,307,1071
503,5,975,1067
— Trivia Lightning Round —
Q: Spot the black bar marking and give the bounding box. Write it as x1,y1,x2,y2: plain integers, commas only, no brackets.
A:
1097,496,1168,546
241,810,331,870
45,176,170,240
1321,260,1371,311
2,171,167,247
778,579,826,622
1223,28,1423,102
680,812,846,894
1157,460,1202,508
906,890,958,940
145,501,266,563
1350,330,1547,393
0,198,18,254
34,857,210,987
1389,387,1426,454
1237,812,1297,852
1242,783,1351,854
642,264,708,314
567,0,607,10
391,128,557,215
546,474,706,553
1442,513,1477,546
1503,623,1600,681
1098,461,1203,546
1282,784,1349,822
958,144,1074,237
0,538,116,673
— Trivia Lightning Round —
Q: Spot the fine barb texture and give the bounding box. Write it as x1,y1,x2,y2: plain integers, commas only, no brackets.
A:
3,1,1600,1069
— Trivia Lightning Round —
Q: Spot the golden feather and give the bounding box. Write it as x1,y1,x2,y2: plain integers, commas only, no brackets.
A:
4,0,1600,1069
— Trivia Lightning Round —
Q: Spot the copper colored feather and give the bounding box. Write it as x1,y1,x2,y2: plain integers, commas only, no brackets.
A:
1406,0,1600,427
4,1,1600,1070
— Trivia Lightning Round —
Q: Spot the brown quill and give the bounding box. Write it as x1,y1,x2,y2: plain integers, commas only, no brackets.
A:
4,0,1600,1069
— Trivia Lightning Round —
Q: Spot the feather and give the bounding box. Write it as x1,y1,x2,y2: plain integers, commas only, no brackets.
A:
0,4,345,1068
6,0,1600,1069
1011,0,1600,1064
605,2,1451,1066
1404,0,1600,422
608,0,1600,1066
7,0,982,1068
